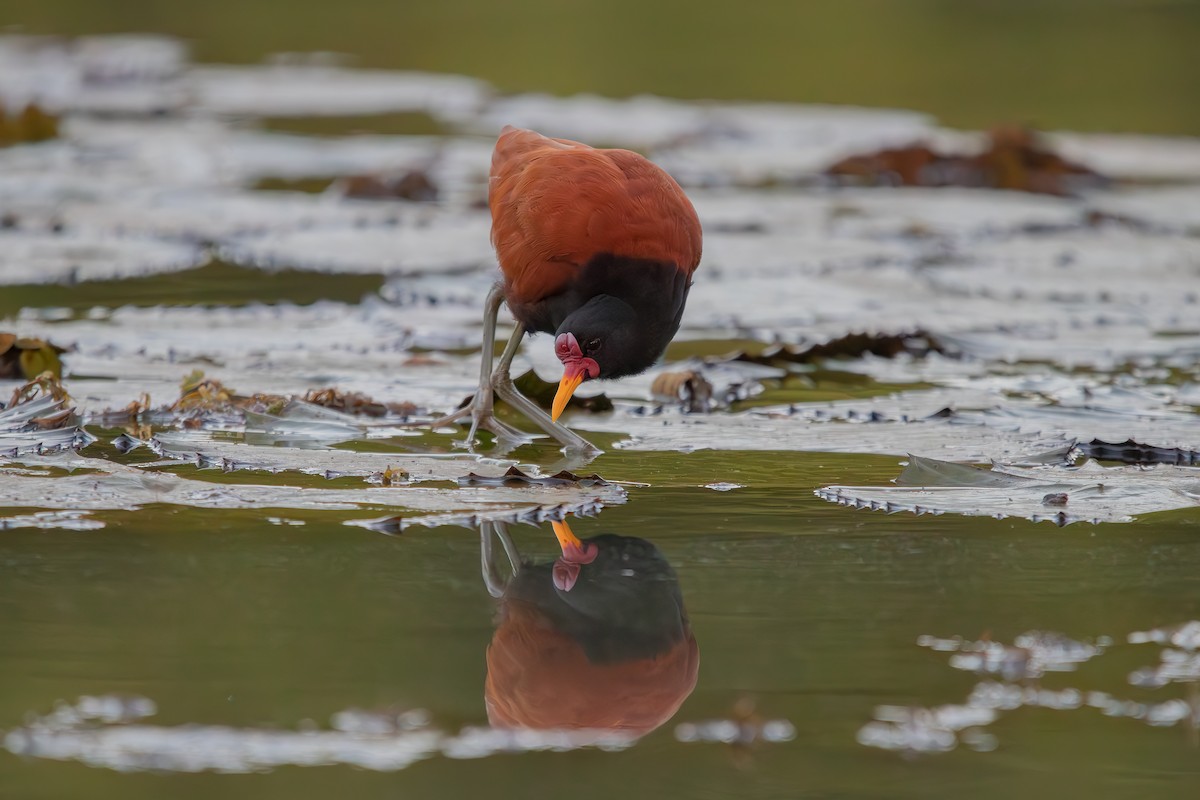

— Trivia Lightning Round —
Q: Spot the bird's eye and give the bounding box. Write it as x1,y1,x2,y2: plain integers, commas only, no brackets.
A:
586,338,602,353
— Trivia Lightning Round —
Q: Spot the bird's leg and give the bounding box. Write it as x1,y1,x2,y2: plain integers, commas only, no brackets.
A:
491,324,601,453
427,284,526,446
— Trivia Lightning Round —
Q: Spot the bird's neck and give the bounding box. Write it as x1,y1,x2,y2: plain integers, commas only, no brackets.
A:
511,253,692,339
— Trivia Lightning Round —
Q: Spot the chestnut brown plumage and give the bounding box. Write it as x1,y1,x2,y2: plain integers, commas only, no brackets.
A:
434,126,702,451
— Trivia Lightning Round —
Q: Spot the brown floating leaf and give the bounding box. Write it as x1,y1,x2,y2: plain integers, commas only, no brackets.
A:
507,370,613,414
826,126,1107,196
303,387,418,418
336,170,438,202
0,334,66,380
730,330,944,367
172,370,288,415
379,465,409,486
0,103,59,148
457,465,610,488
7,371,71,409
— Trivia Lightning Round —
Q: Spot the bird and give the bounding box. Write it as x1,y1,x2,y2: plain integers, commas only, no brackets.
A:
433,126,703,451
484,518,699,737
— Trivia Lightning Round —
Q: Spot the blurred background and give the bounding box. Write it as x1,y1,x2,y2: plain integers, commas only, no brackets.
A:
8,0,1200,134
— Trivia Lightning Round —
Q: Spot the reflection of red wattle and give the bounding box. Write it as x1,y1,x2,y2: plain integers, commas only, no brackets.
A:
551,541,597,592
485,601,699,737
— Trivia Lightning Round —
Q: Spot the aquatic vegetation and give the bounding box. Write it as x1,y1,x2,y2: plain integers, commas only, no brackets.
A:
0,33,1198,793
816,454,1200,525
826,126,1107,196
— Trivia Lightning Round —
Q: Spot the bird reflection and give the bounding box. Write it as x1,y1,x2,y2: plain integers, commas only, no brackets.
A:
479,518,699,739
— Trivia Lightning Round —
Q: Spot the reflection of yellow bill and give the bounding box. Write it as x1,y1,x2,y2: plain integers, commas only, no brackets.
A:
550,518,583,554
551,370,585,421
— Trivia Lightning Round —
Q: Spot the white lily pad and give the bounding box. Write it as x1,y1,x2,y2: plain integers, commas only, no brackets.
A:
1050,132,1200,181
816,454,1200,525
0,455,627,530
0,230,207,285
3,695,637,774
151,429,520,484
218,216,494,274
188,65,489,119
0,392,84,455
55,189,419,242
0,34,187,115
577,406,1070,460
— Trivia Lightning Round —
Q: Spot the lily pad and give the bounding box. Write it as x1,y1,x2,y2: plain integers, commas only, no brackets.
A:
2,694,637,774
0,230,207,286
0,453,627,528
816,454,1200,525
188,65,489,119
151,429,520,484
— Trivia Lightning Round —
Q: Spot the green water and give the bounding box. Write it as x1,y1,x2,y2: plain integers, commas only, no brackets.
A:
2,443,1199,797
3,3,1200,794
8,0,1200,134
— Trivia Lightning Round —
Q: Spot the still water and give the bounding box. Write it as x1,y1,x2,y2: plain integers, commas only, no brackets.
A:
3,446,1199,798
1,10,1199,796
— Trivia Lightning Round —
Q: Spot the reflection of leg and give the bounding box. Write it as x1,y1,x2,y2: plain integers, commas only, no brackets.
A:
492,324,600,453
480,521,506,598
480,520,522,597
493,520,521,576
427,284,524,445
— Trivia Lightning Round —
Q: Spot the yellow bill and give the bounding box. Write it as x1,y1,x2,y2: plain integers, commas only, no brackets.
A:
551,370,586,421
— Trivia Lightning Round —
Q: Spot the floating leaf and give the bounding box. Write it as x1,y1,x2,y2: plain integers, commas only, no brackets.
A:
817,454,1200,525
151,429,519,484
2,694,639,774
0,102,58,147
826,126,1107,196
457,466,610,488
0,334,65,379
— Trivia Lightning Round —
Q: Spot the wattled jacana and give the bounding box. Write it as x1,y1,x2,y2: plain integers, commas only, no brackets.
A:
435,126,703,451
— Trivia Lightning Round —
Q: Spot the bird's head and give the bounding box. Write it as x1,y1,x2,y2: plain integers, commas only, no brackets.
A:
552,297,641,421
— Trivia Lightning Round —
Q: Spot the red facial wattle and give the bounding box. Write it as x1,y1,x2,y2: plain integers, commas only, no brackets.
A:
551,333,600,421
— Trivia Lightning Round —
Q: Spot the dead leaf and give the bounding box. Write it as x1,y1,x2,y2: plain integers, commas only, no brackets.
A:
337,170,439,202
0,334,66,380
0,103,59,148
825,126,1107,196
727,330,944,367
304,387,418,418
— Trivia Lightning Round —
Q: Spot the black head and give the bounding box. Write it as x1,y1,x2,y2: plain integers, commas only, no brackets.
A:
550,295,668,420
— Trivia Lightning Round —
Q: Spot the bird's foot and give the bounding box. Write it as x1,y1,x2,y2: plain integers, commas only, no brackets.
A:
491,369,601,454
427,389,532,450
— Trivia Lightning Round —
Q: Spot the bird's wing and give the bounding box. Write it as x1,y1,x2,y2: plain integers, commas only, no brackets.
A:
489,126,701,306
